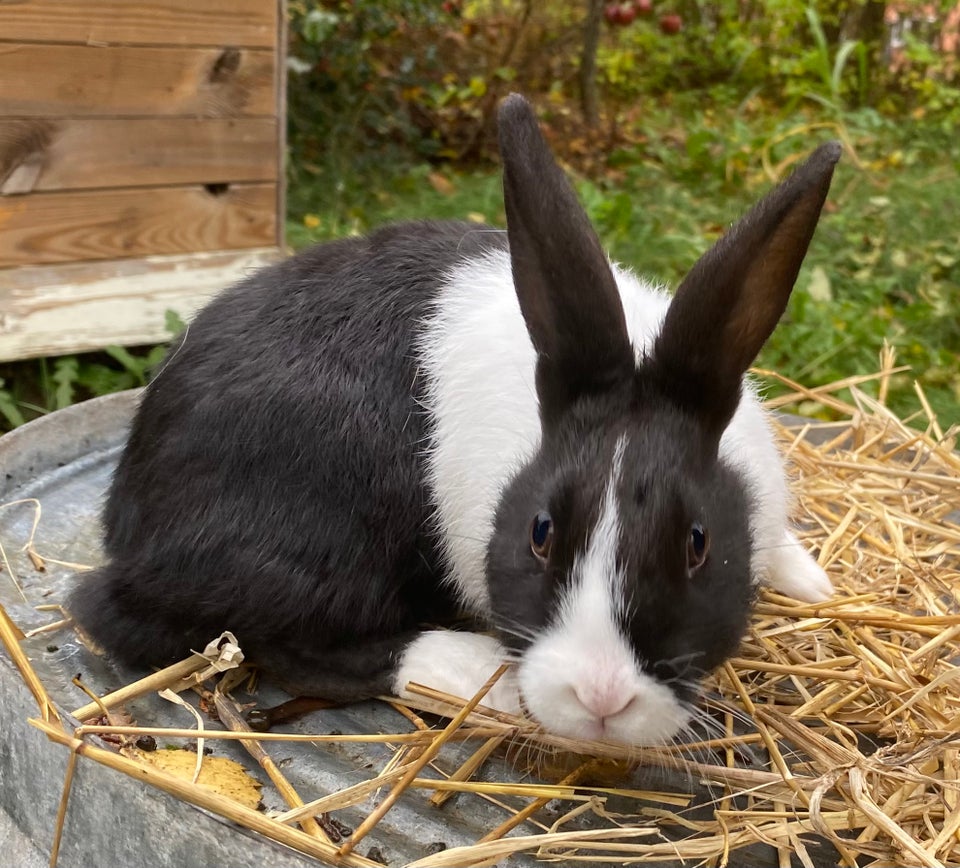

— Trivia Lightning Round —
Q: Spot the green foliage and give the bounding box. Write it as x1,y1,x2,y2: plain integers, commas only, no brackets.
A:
164,309,187,337
0,379,25,429
289,161,504,247
762,191,960,421
285,0,960,181
81,345,169,392
2,2,958,431
50,357,78,410
882,29,960,118
0,313,184,433
578,108,960,421
285,94,959,423
781,5,869,110
287,0,450,176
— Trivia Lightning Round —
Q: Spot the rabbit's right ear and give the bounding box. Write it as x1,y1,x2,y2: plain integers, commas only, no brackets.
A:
650,141,841,440
498,94,635,425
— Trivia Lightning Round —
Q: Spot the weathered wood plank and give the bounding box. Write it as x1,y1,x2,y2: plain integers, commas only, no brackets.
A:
0,44,275,117
0,183,278,267
274,7,289,263
0,248,283,361
1,118,279,194
0,0,278,48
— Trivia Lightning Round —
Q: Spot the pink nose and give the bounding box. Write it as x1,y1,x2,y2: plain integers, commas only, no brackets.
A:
574,681,636,720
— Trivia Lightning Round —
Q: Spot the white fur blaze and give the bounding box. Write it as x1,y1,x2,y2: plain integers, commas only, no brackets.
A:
517,434,691,745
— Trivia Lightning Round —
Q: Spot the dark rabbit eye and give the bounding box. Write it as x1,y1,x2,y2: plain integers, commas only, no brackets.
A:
687,522,710,574
530,511,554,562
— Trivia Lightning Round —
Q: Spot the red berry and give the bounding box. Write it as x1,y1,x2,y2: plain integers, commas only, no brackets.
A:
659,12,682,34
635,0,654,17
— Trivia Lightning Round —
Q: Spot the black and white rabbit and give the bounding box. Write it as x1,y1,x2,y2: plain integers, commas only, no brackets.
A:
70,94,837,746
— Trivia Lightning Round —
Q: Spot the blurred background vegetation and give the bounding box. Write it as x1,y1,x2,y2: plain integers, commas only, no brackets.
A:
1,0,958,430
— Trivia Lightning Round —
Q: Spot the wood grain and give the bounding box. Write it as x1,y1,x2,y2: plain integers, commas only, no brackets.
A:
0,248,283,361
0,44,275,117
1,118,279,194
0,0,278,48
0,183,277,267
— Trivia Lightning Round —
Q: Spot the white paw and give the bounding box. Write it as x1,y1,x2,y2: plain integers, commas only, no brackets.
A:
392,631,520,713
764,530,833,602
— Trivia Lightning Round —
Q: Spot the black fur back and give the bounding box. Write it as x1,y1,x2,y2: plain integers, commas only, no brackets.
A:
70,221,507,674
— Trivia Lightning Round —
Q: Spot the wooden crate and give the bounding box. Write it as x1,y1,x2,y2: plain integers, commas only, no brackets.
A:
0,0,287,361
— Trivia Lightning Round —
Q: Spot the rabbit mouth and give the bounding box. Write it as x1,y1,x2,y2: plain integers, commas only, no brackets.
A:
524,687,693,747
516,647,694,747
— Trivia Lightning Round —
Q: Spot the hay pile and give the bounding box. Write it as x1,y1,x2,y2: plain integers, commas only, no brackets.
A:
2,356,959,867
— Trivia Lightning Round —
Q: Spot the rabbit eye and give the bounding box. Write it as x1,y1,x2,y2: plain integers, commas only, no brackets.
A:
687,522,710,574
530,511,554,563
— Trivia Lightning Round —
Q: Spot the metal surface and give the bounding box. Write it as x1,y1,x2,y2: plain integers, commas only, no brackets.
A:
0,393,838,867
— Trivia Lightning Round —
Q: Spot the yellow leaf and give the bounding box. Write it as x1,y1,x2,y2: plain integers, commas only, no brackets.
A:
806,265,832,303
427,172,456,196
127,748,262,810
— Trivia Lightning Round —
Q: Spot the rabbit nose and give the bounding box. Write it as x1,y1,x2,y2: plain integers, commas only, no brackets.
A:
574,680,636,720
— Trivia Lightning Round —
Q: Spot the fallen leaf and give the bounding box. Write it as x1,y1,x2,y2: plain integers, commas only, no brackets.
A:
806,265,832,303
428,172,456,196
126,748,262,810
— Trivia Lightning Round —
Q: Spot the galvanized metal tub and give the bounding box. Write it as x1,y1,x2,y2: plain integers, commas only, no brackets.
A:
0,392,836,867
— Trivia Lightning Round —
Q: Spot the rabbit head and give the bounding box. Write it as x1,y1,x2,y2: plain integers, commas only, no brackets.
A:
485,95,840,744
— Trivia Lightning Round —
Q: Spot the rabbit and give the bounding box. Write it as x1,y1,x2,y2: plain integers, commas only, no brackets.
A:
69,94,838,746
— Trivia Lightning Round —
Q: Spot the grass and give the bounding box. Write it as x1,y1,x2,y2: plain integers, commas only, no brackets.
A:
287,101,960,424
1,101,957,431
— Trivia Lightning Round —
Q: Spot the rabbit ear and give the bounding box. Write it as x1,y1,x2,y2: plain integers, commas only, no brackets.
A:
498,94,635,425
651,141,841,437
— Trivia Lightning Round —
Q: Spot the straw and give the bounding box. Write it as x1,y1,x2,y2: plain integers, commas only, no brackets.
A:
212,688,333,844
4,353,959,866
29,719,382,867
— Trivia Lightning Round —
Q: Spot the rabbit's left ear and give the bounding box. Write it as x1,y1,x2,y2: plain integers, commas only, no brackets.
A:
651,141,841,438
498,94,635,426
